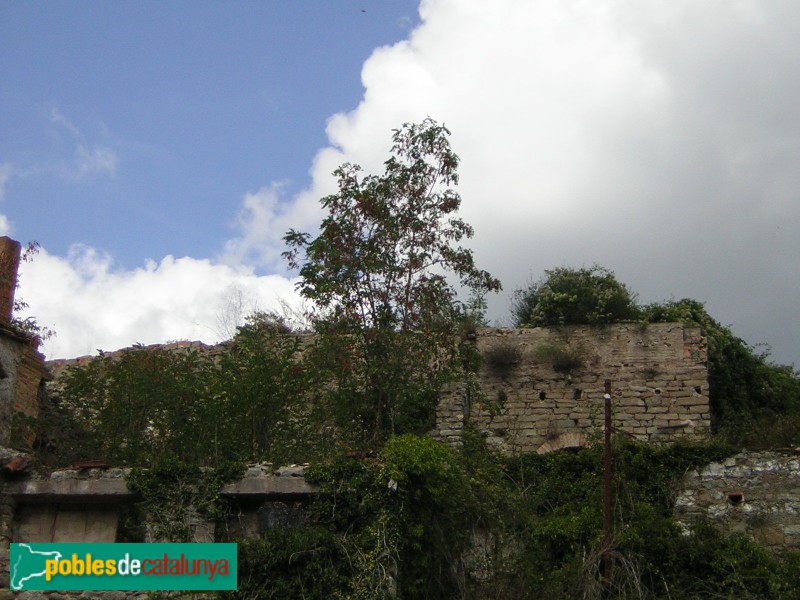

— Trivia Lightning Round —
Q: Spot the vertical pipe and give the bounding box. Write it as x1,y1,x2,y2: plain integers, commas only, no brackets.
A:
603,378,613,589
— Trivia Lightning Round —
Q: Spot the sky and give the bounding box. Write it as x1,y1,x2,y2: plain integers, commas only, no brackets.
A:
2,0,799,368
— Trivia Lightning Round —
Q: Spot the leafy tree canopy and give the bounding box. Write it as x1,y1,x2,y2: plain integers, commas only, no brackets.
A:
511,265,640,327
283,119,500,445
283,118,501,333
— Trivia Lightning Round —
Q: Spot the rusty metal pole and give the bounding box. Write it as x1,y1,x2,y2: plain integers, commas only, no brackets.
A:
602,379,613,590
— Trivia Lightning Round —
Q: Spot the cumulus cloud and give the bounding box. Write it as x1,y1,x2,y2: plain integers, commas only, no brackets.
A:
19,0,800,367
18,244,301,359
221,183,322,271
222,0,800,365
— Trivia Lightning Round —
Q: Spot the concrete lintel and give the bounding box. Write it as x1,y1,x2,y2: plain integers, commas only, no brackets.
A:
220,476,317,498
5,477,135,503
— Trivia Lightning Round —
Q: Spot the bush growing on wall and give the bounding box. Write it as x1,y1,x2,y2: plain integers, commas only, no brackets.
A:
296,434,482,600
52,318,314,469
231,432,800,600
513,266,800,448
511,265,640,328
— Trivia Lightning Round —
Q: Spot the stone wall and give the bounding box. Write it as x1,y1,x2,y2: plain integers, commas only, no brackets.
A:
675,451,800,548
42,323,710,457
0,235,49,449
433,324,710,454
0,328,48,448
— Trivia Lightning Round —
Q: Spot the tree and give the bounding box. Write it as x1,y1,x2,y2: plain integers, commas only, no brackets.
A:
283,118,500,446
511,265,640,327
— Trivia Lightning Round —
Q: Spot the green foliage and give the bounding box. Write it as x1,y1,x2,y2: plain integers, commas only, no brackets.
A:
56,345,211,467
284,119,500,448
283,119,500,333
52,323,313,469
512,265,640,327
213,318,314,465
306,434,481,599
224,527,353,600
294,434,800,600
492,438,800,599
513,265,800,448
3,240,56,347
126,459,244,542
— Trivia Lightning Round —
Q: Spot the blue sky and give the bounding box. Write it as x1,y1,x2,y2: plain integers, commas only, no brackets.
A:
3,0,800,369
2,1,418,265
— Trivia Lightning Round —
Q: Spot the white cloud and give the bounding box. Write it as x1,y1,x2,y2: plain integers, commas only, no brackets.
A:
18,244,301,359
221,183,318,271
74,143,118,177
0,163,12,202
49,109,119,178
0,216,10,237
224,0,800,365
19,0,800,367
0,165,13,235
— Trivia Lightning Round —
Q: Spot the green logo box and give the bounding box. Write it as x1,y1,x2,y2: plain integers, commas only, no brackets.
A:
10,542,237,591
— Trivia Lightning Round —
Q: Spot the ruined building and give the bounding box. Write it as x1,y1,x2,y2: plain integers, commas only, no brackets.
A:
0,236,49,449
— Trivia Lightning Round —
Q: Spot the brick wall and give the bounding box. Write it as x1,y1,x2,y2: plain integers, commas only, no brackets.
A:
432,323,710,453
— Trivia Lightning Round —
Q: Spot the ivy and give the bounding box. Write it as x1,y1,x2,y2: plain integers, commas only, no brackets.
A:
304,434,482,599
223,527,353,600
50,320,315,469
126,458,244,543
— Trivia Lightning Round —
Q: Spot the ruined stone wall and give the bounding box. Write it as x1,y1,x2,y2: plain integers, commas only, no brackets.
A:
43,323,710,457
14,343,47,419
675,451,800,549
432,323,710,454
0,329,47,447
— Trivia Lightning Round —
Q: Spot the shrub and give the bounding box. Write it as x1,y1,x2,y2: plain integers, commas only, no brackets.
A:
512,265,640,327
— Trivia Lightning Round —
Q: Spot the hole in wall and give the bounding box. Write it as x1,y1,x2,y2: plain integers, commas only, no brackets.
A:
654,388,662,395
726,492,744,505
573,388,582,400
538,391,546,401
694,386,702,394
